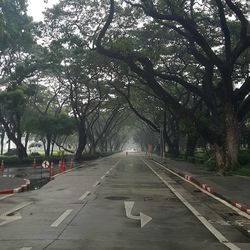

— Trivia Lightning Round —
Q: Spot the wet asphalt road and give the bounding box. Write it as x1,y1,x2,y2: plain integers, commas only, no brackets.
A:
0,153,250,249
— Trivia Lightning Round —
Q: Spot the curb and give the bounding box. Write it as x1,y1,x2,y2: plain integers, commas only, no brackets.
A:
0,178,30,195
152,158,250,216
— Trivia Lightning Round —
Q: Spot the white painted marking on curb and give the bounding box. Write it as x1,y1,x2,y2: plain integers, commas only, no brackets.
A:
153,160,250,220
51,209,73,227
0,194,14,200
92,181,100,187
20,247,32,250
143,160,241,250
78,191,91,201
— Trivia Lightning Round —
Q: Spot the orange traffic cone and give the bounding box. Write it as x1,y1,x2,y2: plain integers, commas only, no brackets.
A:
63,160,66,171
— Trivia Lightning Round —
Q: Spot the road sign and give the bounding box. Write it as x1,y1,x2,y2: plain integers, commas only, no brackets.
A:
42,161,49,169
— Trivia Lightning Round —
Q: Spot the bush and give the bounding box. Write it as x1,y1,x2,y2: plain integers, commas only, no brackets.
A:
238,150,250,165
4,148,17,156
30,152,41,157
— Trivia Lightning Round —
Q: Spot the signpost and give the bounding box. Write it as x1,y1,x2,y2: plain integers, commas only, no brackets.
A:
41,160,49,180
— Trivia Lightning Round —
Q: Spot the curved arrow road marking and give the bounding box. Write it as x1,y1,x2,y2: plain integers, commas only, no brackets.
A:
124,201,152,228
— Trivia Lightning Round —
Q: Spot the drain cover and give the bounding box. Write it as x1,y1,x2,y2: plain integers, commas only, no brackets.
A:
105,196,130,200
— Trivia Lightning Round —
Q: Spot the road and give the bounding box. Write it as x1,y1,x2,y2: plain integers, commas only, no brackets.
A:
0,153,250,250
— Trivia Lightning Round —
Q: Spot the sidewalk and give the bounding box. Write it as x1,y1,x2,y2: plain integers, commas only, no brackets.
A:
0,176,30,194
151,154,250,213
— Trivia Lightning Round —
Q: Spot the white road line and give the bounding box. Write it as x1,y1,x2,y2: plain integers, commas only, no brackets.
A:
78,191,91,201
92,181,100,187
153,160,250,220
0,194,14,200
19,247,32,250
51,209,73,227
1,202,32,217
143,160,241,250
104,159,121,177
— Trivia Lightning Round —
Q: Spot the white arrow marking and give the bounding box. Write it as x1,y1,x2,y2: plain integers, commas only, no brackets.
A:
124,201,152,228
0,202,32,226
0,212,22,226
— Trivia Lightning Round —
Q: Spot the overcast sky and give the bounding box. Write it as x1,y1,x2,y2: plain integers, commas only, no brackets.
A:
27,0,59,21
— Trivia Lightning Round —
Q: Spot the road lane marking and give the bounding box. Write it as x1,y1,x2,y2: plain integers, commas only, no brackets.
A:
51,209,73,227
0,194,14,200
20,247,32,250
101,175,106,179
1,202,32,217
0,212,22,226
124,201,152,228
92,181,100,187
143,160,241,250
78,191,91,201
153,160,250,220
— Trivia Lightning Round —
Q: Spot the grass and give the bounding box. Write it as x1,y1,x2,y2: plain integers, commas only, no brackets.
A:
158,149,250,176
233,165,250,177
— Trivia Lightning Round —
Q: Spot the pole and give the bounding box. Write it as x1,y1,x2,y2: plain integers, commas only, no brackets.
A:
40,164,43,181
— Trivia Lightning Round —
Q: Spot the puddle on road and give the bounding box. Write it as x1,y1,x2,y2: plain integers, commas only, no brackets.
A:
105,196,130,200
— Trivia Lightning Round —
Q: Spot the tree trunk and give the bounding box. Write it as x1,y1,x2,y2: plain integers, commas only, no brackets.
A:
213,104,239,174
45,135,52,157
75,122,87,161
0,131,5,155
185,132,199,158
16,142,28,159
25,132,30,152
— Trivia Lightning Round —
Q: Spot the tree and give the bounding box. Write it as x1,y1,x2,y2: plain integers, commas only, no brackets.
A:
0,84,37,158
96,0,250,173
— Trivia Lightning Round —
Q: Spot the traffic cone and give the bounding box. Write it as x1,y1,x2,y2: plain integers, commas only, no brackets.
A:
62,160,66,172
32,158,36,169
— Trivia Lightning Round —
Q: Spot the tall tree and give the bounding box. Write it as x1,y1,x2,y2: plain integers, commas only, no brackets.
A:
96,0,250,173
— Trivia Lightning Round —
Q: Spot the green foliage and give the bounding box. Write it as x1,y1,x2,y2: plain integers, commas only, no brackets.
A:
238,150,250,166
233,164,250,177
0,0,34,52
27,113,76,137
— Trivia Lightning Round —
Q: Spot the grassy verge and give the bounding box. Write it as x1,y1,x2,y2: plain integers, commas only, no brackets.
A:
161,149,250,176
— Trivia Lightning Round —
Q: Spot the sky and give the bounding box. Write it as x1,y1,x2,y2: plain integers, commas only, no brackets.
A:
27,0,59,21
